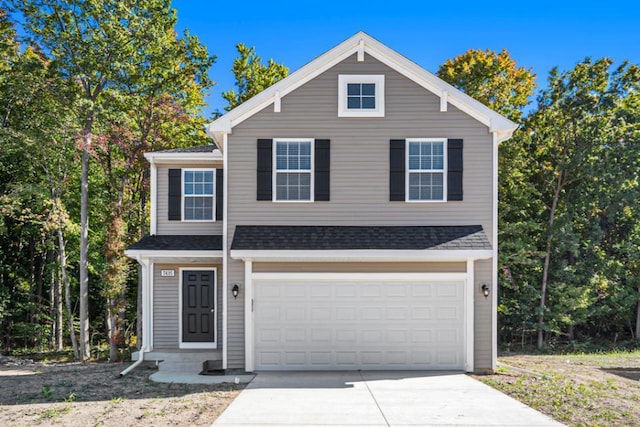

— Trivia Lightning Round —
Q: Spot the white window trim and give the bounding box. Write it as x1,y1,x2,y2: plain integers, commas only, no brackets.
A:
405,138,448,203
272,138,315,203
179,267,217,349
338,74,385,117
181,168,216,222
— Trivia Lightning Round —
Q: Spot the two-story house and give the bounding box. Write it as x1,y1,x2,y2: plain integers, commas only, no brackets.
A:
125,32,516,375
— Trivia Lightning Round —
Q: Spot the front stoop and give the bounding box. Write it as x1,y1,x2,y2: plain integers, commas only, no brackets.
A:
133,350,222,374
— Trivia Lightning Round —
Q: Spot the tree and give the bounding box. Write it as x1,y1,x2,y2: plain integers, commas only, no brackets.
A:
15,0,214,359
222,43,288,111
526,58,640,348
437,48,536,121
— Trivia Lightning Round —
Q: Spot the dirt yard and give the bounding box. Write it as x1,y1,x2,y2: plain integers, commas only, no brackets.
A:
0,357,243,426
476,351,640,426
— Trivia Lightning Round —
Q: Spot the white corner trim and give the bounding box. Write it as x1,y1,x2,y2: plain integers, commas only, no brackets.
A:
440,91,448,112
357,39,365,62
274,91,281,113
206,32,517,142
244,261,254,372
222,133,229,370
466,259,475,372
491,131,499,372
230,249,493,262
178,267,217,349
150,162,157,235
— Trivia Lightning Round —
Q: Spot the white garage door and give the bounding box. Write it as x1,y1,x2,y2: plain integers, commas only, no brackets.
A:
253,276,466,370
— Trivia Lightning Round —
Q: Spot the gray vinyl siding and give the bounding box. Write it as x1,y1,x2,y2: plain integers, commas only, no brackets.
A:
156,162,223,235
153,263,223,350
473,259,493,371
225,53,496,370
253,262,466,273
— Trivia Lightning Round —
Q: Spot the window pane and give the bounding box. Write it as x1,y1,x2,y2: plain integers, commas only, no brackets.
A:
275,172,311,201
300,155,311,169
361,83,375,96
347,97,360,109
408,172,444,201
361,96,375,109
276,155,288,169
408,155,421,170
409,142,420,155
347,83,360,95
300,142,311,156
184,196,213,220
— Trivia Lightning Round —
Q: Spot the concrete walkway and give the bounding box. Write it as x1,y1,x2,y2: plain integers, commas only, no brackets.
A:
213,371,563,426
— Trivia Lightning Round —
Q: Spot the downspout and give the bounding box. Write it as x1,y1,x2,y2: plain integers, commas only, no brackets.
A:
120,256,150,376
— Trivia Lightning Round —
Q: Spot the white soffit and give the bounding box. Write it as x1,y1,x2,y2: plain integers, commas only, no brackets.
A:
206,31,518,145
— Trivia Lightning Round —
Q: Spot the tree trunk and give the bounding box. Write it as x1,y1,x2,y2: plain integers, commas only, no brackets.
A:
58,228,79,360
79,136,91,360
106,302,119,361
538,172,563,350
55,266,63,351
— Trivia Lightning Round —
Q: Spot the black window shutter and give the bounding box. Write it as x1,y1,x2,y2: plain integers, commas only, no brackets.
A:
257,139,273,200
216,169,223,220
314,139,330,201
447,139,463,201
389,139,406,201
168,169,182,220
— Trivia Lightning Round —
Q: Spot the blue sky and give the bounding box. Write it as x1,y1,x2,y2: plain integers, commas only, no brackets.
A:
173,0,640,118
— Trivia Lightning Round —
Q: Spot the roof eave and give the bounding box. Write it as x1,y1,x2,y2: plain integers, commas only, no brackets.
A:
230,249,493,262
206,31,518,144
144,150,223,165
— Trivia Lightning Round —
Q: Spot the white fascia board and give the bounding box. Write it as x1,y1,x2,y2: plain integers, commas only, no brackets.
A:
230,249,493,262
144,151,223,165
205,32,518,143
124,249,223,260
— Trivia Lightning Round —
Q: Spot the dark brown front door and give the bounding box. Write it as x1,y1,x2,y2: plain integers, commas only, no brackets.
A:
182,270,215,343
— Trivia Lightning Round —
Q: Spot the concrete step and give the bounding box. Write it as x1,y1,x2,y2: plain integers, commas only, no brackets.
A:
133,350,221,363
158,360,204,373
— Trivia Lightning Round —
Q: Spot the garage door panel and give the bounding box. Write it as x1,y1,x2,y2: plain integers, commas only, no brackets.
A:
254,279,465,370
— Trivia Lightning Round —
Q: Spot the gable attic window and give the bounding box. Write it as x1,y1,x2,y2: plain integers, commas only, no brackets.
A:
338,74,385,117
182,169,215,220
274,139,314,202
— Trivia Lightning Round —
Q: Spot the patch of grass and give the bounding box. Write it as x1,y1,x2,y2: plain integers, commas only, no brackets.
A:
479,352,640,426
38,403,72,421
40,385,53,399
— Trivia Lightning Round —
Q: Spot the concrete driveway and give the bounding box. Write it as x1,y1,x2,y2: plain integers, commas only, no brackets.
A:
213,371,563,426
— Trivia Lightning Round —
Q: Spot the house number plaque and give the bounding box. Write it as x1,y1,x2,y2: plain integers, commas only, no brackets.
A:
160,269,175,277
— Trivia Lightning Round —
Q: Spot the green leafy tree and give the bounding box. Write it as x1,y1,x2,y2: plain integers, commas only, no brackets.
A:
526,58,640,348
437,48,536,121
222,43,288,111
15,0,214,359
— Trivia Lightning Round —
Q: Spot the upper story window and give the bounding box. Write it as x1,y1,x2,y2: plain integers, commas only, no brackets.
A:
183,169,215,220
338,74,385,117
274,139,314,202
406,139,446,202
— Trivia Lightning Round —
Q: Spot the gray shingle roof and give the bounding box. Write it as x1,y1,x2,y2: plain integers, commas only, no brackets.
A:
231,225,491,251
154,145,217,153
128,234,222,251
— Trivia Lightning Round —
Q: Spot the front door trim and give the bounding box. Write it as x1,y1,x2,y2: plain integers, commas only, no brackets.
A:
179,267,217,349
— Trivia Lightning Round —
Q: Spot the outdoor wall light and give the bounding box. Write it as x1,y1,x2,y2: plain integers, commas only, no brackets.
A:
481,284,490,299
232,284,240,299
